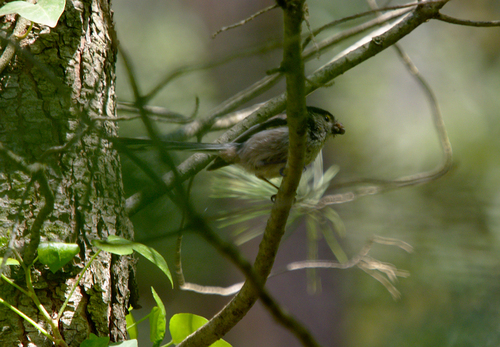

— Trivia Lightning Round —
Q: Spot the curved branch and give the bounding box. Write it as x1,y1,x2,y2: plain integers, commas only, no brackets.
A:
435,13,500,27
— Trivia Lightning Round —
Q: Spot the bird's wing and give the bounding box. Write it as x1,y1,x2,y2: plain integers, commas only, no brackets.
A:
231,114,287,144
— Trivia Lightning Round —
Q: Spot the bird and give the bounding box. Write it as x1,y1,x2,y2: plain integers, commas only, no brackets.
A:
119,106,345,189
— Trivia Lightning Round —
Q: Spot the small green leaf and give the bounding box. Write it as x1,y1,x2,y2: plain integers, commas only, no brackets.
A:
109,340,138,347
149,306,166,347
151,287,166,316
169,313,232,347
0,258,20,266
38,242,79,273
0,0,66,28
93,236,172,287
150,287,167,346
132,242,173,288
92,236,134,255
80,333,109,347
126,310,138,340
169,313,207,344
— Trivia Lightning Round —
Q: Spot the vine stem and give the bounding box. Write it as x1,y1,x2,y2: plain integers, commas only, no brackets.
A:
0,297,54,341
57,250,102,320
24,262,69,347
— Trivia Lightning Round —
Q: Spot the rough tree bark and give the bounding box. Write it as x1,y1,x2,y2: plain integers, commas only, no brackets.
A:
0,0,135,346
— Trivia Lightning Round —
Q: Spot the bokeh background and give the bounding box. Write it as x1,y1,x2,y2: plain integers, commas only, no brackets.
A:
113,0,500,346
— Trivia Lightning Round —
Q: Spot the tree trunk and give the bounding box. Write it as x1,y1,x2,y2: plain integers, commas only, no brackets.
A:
0,0,134,346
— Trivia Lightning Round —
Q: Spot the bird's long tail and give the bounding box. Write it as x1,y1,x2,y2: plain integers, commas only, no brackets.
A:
118,137,234,152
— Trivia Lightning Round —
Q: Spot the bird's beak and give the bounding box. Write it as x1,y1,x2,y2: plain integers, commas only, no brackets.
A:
333,121,345,135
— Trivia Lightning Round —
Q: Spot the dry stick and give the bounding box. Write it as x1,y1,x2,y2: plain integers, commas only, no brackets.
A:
175,235,413,297
175,3,450,346
276,236,412,273
125,8,411,216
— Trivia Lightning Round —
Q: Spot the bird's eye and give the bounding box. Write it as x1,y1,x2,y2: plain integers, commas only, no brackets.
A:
325,116,330,122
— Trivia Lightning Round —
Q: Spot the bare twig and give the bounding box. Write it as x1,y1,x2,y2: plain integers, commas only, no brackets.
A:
110,99,199,123
212,4,279,38
175,235,412,297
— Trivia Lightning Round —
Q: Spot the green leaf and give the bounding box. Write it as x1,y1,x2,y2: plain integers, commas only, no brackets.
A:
169,313,207,344
80,333,109,347
151,287,166,317
0,0,66,28
169,313,232,347
0,258,20,266
38,242,79,273
93,235,173,288
150,287,167,346
149,306,166,347
126,310,138,340
109,340,138,347
132,242,173,288
92,235,134,255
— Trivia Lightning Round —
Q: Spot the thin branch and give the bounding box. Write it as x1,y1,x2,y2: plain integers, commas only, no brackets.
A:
303,0,447,48
303,7,411,60
212,4,279,38
210,103,264,131
110,99,199,124
435,13,500,27
119,46,193,208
